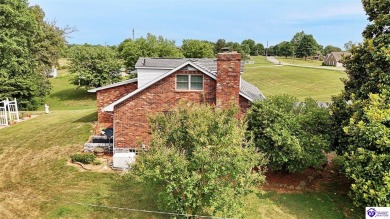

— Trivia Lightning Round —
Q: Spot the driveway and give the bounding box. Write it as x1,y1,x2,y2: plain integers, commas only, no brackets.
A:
266,56,345,71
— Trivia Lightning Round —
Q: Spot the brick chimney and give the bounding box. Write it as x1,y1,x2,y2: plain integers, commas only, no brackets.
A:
216,52,241,108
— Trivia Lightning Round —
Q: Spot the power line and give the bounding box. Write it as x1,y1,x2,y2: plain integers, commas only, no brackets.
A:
1,191,233,219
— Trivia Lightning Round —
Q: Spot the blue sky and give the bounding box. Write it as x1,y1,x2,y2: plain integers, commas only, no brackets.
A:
29,0,368,49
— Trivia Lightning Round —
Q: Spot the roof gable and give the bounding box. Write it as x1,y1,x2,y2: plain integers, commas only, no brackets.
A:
103,61,215,111
329,52,351,62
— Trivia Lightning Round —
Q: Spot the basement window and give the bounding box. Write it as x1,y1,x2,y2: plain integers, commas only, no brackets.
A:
176,75,203,91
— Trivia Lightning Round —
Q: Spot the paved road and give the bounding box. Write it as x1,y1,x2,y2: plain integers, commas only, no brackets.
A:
266,56,345,71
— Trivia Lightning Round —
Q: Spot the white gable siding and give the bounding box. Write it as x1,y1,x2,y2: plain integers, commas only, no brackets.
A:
137,68,170,87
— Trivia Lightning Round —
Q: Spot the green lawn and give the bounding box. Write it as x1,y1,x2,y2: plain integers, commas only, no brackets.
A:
0,110,362,218
0,57,362,218
38,67,96,111
276,57,324,66
244,56,347,102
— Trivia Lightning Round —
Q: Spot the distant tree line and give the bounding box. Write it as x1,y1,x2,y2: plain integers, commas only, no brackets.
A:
267,31,353,60
67,34,266,88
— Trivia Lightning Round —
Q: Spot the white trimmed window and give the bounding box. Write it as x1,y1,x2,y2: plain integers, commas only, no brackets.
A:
176,75,203,90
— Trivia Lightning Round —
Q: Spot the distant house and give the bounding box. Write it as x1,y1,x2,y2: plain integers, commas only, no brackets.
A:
88,52,265,153
323,52,351,67
312,51,322,60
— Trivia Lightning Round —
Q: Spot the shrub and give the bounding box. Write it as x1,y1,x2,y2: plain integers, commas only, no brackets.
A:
246,94,331,172
342,93,390,207
329,0,390,207
132,104,267,217
70,153,96,164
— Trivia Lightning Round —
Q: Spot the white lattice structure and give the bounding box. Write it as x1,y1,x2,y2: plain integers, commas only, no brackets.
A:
0,98,20,126
0,101,8,126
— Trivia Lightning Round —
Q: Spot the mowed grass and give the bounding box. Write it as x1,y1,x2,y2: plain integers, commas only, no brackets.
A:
244,56,347,102
0,57,361,218
0,110,361,218
38,60,96,111
0,110,163,218
276,56,324,67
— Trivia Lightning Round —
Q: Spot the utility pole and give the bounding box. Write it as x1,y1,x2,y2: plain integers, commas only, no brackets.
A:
132,28,134,40
266,41,268,57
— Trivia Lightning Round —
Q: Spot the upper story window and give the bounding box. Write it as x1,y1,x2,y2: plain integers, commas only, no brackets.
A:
176,75,203,91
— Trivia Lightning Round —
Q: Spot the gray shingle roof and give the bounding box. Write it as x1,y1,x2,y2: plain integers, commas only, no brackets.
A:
240,79,266,101
87,78,138,92
135,57,245,74
330,52,351,62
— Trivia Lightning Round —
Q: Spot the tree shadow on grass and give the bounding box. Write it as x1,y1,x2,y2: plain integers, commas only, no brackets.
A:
106,175,167,219
50,88,96,101
73,111,97,123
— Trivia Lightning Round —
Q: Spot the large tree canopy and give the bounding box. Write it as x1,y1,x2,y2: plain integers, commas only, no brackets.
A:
330,0,390,207
323,45,342,55
278,41,294,58
69,44,123,88
181,39,214,58
296,34,319,59
118,33,183,68
241,39,256,56
0,0,66,110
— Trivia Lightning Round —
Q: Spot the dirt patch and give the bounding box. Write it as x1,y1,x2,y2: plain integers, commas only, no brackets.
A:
261,153,351,194
67,155,120,173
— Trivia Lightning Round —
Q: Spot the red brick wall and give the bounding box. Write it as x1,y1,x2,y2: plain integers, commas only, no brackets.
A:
216,52,241,108
114,70,216,148
239,95,251,114
96,82,137,130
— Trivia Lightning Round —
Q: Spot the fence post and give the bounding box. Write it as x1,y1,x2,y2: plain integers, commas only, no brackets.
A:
14,98,20,122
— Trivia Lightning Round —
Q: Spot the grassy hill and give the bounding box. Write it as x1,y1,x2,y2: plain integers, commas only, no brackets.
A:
244,56,346,102
0,58,361,218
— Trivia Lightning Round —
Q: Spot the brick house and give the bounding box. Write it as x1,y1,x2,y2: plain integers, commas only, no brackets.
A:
323,52,351,67
88,52,265,152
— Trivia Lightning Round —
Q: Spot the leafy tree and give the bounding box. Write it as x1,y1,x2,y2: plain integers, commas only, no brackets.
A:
132,104,267,217
30,5,70,72
0,0,65,109
296,34,318,60
267,45,280,56
342,93,390,207
254,43,264,56
330,0,390,207
241,39,256,56
181,39,214,58
247,95,331,172
278,41,294,58
290,31,305,52
226,41,241,52
343,41,354,51
240,44,250,59
323,45,342,55
118,33,183,68
213,38,227,54
68,44,123,88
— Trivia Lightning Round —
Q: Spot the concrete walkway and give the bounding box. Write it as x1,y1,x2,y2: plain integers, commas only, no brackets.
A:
266,56,346,71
